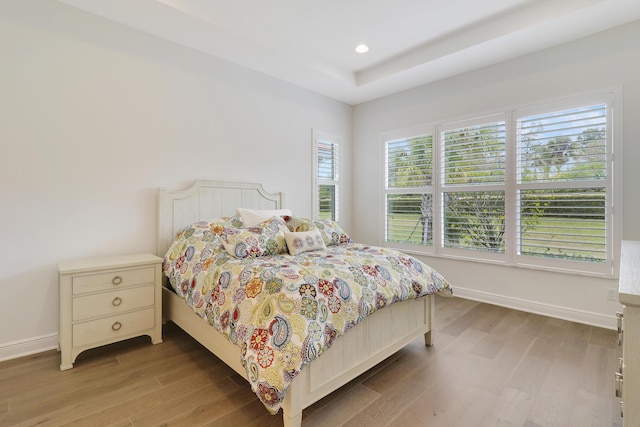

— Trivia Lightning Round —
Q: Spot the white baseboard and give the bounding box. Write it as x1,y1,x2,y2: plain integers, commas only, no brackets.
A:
453,287,617,331
0,333,58,363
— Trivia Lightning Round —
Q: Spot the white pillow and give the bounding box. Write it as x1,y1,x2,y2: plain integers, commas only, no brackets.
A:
236,207,292,227
284,229,326,255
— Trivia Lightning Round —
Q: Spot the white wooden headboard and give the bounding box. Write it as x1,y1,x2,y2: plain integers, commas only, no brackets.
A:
157,180,284,257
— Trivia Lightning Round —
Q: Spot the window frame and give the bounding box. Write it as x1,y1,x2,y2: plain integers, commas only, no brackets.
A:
438,113,508,262
382,124,436,255
511,95,615,274
381,91,620,277
312,129,341,221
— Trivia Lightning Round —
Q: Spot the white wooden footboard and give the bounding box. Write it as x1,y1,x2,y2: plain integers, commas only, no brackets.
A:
281,295,434,427
163,287,434,427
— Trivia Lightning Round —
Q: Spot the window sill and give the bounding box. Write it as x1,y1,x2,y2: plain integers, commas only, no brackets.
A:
385,244,617,279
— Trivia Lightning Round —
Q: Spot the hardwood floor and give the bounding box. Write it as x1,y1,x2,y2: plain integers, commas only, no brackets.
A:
0,296,623,426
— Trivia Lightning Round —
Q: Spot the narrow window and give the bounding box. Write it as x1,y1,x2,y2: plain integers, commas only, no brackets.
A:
313,130,341,221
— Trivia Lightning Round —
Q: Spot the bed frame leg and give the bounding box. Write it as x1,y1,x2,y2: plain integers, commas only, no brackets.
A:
283,411,302,427
424,330,433,346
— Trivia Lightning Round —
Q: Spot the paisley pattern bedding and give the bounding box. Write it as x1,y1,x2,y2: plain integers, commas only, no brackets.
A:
163,216,452,414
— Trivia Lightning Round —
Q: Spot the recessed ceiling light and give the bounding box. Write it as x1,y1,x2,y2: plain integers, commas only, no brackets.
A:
355,44,369,54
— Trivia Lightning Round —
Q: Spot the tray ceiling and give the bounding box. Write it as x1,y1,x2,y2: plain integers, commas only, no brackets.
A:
57,0,640,104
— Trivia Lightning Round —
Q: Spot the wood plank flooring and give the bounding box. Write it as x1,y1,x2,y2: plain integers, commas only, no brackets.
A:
0,296,623,426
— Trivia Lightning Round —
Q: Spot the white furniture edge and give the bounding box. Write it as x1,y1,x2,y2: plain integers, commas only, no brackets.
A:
58,253,163,370
157,180,436,427
620,240,640,306
619,240,640,425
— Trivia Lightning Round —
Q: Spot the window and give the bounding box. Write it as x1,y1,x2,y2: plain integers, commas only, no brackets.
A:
383,93,617,275
313,130,341,221
385,132,433,247
516,104,608,264
441,117,506,255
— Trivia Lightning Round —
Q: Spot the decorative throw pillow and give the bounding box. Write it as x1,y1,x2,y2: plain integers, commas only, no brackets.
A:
236,207,293,227
313,219,351,246
282,215,315,232
222,216,288,258
284,229,326,255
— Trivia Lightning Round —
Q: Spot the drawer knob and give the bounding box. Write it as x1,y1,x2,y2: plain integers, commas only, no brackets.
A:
112,321,122,331
615,371,623,397
616,312,624,345
112,297,122,307
112,276,123,285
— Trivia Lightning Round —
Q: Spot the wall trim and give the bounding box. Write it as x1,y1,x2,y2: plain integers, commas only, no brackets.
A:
0,333,58,363
453,287,617,331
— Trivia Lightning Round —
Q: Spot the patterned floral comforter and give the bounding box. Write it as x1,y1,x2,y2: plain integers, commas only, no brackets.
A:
163,216,452,414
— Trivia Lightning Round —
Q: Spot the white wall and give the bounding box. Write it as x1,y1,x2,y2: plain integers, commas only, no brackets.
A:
353,20,640,329
0,0,352,359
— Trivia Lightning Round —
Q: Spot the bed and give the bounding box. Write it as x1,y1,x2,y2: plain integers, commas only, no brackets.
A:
157,180,452,427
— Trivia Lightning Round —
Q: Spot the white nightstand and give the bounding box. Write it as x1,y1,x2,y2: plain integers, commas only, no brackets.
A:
58,253,163,370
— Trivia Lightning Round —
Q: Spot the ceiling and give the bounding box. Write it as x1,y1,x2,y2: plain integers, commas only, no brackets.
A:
57,0,640,105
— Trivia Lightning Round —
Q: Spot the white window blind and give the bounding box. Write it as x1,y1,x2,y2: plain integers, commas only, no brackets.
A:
442,121,506,253
443,122,506,186
313,131,340,221
516,104,607,262
385,135,433,246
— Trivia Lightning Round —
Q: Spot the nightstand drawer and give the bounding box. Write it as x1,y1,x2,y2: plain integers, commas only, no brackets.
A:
73,308,155,347
72,285,155,321
72,267,155,295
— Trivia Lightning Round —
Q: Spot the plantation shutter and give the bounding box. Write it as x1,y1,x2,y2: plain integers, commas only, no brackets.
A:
385,135,433,246
442,122,506,186
516,104,607,262
441,121,506,253
317,140,339,220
